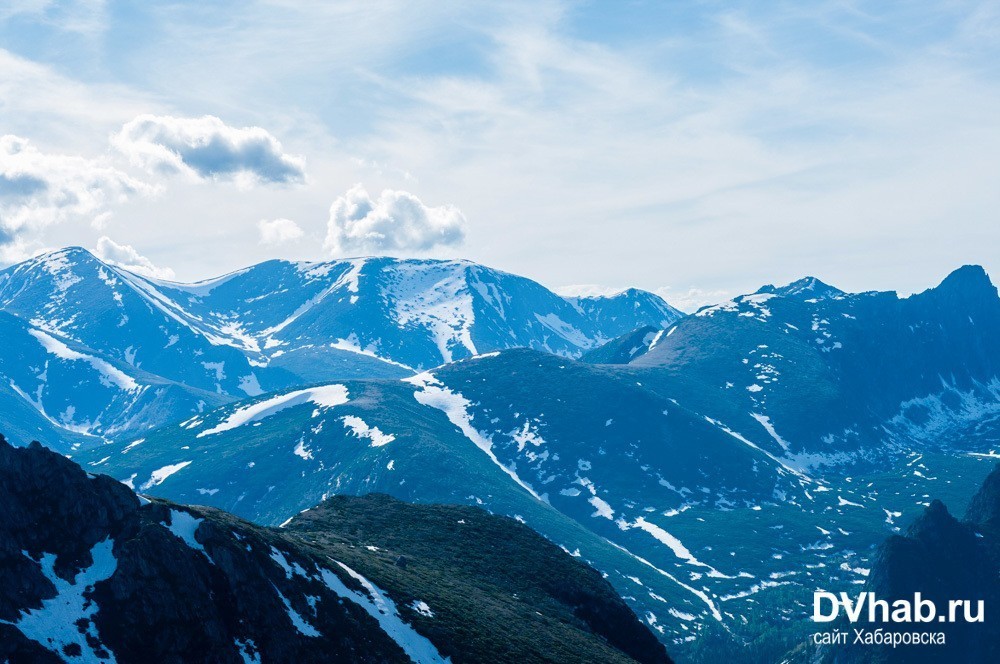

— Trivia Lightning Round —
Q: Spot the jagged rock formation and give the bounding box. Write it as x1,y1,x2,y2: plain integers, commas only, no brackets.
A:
812,465,1000,663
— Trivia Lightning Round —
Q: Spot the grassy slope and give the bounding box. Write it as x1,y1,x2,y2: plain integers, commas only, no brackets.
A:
81,378,717,644
281,493,671,664
78,353,1000,662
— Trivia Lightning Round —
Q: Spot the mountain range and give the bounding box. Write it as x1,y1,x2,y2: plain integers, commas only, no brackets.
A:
2,247,998,661
0,247,680,451
71,260,999,658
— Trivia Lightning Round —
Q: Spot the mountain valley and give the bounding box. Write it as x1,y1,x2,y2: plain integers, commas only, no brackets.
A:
2,248,998,661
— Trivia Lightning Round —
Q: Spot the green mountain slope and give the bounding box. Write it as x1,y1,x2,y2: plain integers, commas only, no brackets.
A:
0,436,671,663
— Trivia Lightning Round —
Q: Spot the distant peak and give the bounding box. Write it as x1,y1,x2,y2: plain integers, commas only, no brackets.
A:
40,245,96,260
935,265,995,293
603,288,648,300
757,276,844,300
15,246,101,272
570,287,660,302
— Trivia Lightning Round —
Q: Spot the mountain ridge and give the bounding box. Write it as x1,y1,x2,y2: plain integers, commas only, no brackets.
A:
0,246,683,451
5,251,999,661
0,434,672,664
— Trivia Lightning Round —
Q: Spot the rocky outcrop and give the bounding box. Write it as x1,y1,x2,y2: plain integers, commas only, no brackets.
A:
287,493,673,664
0,436,671,664
826,465,1000,663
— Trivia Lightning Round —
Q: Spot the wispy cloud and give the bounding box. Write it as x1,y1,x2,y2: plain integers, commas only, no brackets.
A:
349,1,1000,293
0,0,108,36
0,49,152,151
0,1,998,291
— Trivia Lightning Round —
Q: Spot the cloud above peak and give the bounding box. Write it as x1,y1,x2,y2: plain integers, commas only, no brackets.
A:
94,236,176,280
112,114,306,186
257,217,304,245
325,184,466,256
555,284,629,298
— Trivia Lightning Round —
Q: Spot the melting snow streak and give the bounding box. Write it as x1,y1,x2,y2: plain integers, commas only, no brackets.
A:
405,372,543,502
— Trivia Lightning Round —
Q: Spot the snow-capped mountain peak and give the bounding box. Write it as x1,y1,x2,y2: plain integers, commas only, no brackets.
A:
756,276,845,301
0,247,684,450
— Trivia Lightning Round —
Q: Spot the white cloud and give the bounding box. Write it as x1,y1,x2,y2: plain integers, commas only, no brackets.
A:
555,284,628,298
0,134,152,246
257,217,303,245
112,114,306,186
94,236,175,280
324,184,466,255
654,287,734,314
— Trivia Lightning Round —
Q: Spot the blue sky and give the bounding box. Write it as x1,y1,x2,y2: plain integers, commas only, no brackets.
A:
1,1,998,308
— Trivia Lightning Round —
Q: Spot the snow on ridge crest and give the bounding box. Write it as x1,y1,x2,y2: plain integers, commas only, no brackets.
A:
197,384,350,437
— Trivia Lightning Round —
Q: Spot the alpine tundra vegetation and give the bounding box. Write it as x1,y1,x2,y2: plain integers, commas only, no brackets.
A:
0,436,672,663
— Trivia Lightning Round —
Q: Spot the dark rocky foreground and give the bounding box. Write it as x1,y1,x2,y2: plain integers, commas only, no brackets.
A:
0,436,671,664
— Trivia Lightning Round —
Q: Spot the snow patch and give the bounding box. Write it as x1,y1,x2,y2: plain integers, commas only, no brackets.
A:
589,495,615,519
140,461,192,490
8,539,118,661
198,385,349,437
750,413,791,452
163,509,209,558
410,600,434,618
273,584,320,637
341,415,396,447
30,329,139,391
320,561,447,663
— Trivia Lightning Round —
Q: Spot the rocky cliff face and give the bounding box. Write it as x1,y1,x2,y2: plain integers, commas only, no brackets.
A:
0,435,671,664
810,465,1000,664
